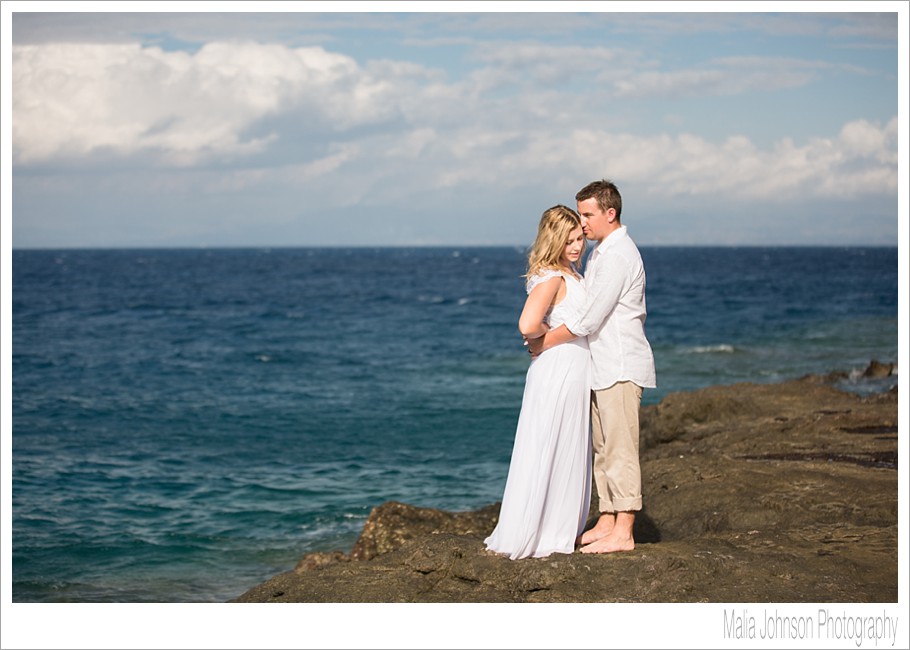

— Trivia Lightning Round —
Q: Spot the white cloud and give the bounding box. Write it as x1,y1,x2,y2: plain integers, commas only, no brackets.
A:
12,41,421,165
614,59,822,100
839,117,898,161
357,117,897,202
11,36,898,237
562,120,898,200
469,42,620,85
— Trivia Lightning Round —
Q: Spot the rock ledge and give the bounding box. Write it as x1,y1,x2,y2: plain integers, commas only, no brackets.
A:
233,373,898,603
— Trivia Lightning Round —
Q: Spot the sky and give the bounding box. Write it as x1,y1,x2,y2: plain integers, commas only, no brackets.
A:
2,2,904,248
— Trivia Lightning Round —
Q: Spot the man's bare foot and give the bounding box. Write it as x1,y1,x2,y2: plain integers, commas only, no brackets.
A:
579,533,635,554
579,513,615,545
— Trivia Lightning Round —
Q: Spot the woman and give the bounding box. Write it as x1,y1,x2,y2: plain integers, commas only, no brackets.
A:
484,205,592,559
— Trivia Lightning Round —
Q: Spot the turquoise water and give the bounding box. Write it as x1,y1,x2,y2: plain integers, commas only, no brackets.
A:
11,246,898,602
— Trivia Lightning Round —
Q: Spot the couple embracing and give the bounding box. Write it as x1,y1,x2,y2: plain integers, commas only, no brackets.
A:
485,179,656,559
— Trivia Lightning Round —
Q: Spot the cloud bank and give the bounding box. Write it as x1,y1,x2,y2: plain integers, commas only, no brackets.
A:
14,41,897,198
9,10,900,247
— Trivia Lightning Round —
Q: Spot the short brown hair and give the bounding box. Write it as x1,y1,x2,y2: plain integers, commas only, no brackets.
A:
576,179,622,221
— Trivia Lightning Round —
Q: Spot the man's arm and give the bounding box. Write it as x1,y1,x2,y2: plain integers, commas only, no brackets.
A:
563,254,628,338
526,323,578,358
527,254,629,358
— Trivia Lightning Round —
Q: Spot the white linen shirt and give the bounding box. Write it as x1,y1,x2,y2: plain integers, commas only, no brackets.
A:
564,225,656,390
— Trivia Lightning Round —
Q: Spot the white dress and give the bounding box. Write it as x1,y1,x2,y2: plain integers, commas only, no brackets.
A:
484,269,593,559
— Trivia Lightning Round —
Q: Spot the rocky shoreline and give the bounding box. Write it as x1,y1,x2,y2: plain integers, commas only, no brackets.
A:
232,366,899,603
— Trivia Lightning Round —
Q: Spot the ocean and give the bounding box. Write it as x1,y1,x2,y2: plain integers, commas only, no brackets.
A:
10,246,898,602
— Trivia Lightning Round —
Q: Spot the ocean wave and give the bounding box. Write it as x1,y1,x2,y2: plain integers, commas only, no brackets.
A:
417,295,445,304
681,344,737,354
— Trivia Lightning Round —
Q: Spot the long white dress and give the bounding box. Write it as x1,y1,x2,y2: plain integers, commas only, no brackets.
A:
484,269,592,559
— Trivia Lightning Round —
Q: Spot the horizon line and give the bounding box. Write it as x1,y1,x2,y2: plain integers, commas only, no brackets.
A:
10,243,901,252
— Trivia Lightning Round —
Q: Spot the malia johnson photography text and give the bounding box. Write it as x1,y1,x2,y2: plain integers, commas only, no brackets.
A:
724,609,899,647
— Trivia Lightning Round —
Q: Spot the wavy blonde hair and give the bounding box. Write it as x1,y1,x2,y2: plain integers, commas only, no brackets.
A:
524,205,584,280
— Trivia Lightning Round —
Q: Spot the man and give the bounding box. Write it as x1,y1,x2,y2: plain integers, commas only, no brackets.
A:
527,179,656,553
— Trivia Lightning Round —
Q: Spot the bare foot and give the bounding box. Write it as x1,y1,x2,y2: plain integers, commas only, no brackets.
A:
579,514,615,545
579,532,635,554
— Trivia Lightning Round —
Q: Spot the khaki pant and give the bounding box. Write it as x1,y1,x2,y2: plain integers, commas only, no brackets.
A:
591,381,643,513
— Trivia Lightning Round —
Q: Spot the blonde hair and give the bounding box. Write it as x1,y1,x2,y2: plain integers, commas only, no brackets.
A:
525,205,584,279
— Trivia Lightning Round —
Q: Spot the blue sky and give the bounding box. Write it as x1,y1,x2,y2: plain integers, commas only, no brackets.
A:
3,3,905,248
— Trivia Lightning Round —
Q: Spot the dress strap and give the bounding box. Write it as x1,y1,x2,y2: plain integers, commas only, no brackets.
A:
526,269,563,295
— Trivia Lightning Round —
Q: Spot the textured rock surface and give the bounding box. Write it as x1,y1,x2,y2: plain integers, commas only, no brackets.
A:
233,373,898,603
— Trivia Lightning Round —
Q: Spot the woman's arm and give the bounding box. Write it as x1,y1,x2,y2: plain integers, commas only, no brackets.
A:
518,275,563,339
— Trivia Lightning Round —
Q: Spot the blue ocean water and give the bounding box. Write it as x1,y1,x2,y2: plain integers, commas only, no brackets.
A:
11,246,898,602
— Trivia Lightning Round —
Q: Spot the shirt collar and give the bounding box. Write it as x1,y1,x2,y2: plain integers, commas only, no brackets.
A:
591,225,627,256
